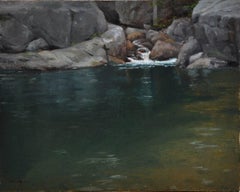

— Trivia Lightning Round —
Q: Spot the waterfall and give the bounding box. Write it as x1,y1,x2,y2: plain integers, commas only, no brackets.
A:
126,46,177,67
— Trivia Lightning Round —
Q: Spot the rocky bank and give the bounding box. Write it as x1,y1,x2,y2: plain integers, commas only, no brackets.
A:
0,0,240,70
177,0,240,68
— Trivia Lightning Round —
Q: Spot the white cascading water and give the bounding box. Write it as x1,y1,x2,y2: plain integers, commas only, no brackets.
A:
126,42,177,67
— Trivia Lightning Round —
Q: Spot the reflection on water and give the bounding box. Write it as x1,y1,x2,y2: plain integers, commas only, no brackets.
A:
0,67,239,191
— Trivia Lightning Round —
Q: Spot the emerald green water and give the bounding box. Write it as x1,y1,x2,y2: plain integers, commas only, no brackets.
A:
0,66,239,191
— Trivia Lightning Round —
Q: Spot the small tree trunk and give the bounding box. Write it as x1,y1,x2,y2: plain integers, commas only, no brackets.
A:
153,0,158,26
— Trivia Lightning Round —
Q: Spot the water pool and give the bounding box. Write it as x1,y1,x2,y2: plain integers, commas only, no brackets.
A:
0,66,239,191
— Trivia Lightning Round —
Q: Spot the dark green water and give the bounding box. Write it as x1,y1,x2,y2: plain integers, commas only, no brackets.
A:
0,66,239,191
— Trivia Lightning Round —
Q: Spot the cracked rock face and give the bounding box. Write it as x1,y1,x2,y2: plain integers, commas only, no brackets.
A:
0,1,107,53
192,0,240,66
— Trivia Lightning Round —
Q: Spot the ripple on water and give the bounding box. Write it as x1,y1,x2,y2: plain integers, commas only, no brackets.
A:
195,144,218,149
189,140,218,149
193,166,209,172
77,154,120,168
194,127,222,132
202,178,214,186
109,175,127,179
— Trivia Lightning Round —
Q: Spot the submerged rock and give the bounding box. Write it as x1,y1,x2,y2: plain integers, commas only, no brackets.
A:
187,57,228,69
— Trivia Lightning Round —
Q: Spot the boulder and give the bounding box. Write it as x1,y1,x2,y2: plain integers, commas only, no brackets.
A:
125,27,145,35
70,2,107,44
26,38,49,51
132,39,153,50
25,5,72,49
189,52,204,64
115,1,152,28
187,58,212,69
147,31,174,45
0,1,107,52
166,18,194,42
127,32,146,42
150,40,181,60
101,24,126,60
146,30,159,42
187,57,228,69
192,0,240,66
0,23,127,70
0,16,33,52
176,37,202,67
0,37,107,70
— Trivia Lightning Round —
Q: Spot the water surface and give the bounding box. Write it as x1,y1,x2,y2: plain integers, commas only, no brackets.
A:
0,66,239,191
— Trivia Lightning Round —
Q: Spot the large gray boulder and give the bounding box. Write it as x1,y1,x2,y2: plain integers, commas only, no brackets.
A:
101,24,126,60
0,24,126,70
166,18,194,43
0,1,107,53
0,16,34,52
115,1,152,28
192,0,240,66
176,36,202,67
0,38,107,70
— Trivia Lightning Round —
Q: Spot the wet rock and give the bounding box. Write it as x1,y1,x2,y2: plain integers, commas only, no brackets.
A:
126,40,135,51
127,31,146,42
109,56,125,64
26,38,49,51
166,18,194,43
187,57,228,69
176,37,202,67
146,30,159,42
125,27,145,35
187,58,213,69
147,30,174,45
150,40,181,60
189,52,204,64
